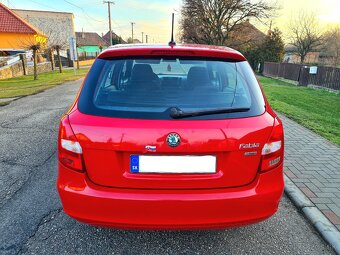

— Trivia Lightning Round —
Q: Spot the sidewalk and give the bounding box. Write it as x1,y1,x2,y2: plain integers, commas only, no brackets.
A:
280,113,340,231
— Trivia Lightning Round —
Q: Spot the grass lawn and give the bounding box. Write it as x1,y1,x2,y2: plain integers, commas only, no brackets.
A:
258,76,340,146
0,68,89,99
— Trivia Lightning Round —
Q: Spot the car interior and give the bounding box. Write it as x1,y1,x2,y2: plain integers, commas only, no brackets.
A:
94,59,251,110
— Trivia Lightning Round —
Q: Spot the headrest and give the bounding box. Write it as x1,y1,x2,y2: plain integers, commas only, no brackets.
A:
131,64,155,82
187,66,210,86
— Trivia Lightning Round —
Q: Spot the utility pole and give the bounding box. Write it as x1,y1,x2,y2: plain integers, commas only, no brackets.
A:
130,22,135,43
142,32,144,43
104,1,114,46
145,34,148,43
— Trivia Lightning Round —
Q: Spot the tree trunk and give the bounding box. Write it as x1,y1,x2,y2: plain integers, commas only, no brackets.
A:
33,49,38,80
76,47,80,69
334,54,340,67
50,48,55,71
300,55,305,64
56,48,63,73
20,54,27,75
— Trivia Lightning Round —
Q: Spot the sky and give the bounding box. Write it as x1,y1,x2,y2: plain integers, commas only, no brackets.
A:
269,0,340,37
3,0,182,43
2,0,340,43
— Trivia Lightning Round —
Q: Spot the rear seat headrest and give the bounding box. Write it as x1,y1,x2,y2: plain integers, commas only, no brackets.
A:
131,64,157,82
187,66,211,87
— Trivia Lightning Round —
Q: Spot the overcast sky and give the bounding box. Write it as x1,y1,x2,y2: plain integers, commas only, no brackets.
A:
3,0,340,43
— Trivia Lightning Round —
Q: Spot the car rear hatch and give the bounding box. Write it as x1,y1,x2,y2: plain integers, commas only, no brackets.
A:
68,111,274,189
70,52,274,189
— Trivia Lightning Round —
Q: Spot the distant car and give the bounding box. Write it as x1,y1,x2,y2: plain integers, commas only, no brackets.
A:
0,49,25,57
0,49,33,64
57,44,284,229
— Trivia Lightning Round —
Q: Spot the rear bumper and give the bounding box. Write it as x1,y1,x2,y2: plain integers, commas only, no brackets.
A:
57,163,284,230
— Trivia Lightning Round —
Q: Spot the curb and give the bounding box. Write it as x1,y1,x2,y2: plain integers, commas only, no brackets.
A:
0,97,19,106
284,175,340,254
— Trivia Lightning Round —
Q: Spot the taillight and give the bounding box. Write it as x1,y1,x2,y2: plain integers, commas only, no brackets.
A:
260,117,284,172
58,115,84,172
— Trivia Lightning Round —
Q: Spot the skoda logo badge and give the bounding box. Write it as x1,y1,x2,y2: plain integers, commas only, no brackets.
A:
166,133,181,147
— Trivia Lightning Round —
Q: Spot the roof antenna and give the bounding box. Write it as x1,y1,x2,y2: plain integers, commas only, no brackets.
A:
169,13,176,46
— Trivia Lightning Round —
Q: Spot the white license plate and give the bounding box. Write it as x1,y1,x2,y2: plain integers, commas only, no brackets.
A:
130,155,216,174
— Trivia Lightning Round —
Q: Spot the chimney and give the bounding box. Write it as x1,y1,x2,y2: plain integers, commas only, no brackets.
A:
267,21,273,37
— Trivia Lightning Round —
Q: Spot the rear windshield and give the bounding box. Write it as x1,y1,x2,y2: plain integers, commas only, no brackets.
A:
78,57,265,120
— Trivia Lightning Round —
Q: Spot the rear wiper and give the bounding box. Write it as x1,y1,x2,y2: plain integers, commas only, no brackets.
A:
169,107,250,119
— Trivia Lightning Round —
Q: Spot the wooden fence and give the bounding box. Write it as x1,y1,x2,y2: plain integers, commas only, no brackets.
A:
263,62,340,91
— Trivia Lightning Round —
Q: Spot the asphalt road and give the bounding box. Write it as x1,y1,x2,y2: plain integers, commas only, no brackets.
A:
0,80,335,255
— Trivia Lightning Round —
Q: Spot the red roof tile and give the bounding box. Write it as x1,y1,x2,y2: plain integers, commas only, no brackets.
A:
0,3,42,34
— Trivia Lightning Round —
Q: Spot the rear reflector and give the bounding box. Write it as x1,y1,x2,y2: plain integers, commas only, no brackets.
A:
269,156,281,167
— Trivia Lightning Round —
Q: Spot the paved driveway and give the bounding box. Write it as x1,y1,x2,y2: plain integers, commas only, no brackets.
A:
0,80,335,255
281,114,340,231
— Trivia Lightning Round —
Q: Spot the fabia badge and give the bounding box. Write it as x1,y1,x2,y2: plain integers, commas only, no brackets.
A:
166,133,181,147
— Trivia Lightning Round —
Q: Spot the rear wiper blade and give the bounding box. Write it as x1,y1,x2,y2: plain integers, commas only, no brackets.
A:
169,107,250,119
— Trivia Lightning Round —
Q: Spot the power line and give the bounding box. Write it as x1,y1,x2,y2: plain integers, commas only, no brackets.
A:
25,0,97,32
7,0,16,8
63,0,106,23
15,0,108,38
26,0,106,25
27,0,62,12
112,20,130,29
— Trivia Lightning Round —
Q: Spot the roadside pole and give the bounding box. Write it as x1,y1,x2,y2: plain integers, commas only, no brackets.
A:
69,36,77,75
131,22,135,43
104,1,114,46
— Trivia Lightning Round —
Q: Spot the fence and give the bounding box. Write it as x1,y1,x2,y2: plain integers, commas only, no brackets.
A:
0,61,52,80
77,52,98,61
0,54,21,68
263,62,340,91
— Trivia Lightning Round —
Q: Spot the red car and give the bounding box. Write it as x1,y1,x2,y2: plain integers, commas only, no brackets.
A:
57,44,284,229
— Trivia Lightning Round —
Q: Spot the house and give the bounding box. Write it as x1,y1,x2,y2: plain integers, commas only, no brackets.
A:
227,20,266,51
284,44,320,64
0,3,47,50
102,31,126,45
126,38,142,44
132,39,142,44
284,44,339,66
12,8,74,58
76,32,109,59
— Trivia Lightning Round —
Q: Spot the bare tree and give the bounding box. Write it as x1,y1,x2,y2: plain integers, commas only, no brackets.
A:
53,44,67,73
47,47,55,71
322,26,340,67
289,11,323,64
23,18,69,73
180,0,275,45
41,27,67,73
30,44,40,80
18,35,47,80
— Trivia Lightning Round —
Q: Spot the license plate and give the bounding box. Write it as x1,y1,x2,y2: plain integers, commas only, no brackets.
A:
130,155,216,174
